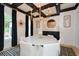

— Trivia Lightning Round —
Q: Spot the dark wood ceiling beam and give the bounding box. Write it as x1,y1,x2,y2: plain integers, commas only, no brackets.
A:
40,12,46,17
45,13,59,18
56,4,60,14
30,3,79,18
3,3,79,18
12,3,23,7
41,3,56,10
26,3,38,12
60,6,75,12
2,3,30,16
44,3,78,18
60,3,79,12
26,3,46,17
26,3,61,17
74,3,79,9
33,15,40,18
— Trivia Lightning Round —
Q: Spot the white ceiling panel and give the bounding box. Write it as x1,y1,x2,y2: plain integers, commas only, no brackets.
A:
42,6,57,16
18,3,33,12
61,3,76,10
34,3,48,8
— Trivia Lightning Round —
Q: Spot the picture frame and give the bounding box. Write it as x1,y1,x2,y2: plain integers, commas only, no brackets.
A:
64,15,71,28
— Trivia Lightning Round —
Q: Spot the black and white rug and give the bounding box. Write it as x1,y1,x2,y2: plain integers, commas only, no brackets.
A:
0,45,76,56
0,45,20,56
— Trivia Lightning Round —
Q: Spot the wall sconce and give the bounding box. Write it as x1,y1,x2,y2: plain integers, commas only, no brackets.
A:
19,20,23,26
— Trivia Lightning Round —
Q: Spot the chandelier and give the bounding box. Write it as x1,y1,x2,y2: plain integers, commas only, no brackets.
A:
30,3,42,20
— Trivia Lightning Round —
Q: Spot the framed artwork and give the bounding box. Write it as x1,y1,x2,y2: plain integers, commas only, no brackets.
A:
64,15,71,28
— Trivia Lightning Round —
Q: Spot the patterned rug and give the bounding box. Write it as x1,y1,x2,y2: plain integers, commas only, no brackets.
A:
0,45,76,56
0,45,20,56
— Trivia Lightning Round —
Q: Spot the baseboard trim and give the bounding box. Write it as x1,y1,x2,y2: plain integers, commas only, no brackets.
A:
60,44,73,47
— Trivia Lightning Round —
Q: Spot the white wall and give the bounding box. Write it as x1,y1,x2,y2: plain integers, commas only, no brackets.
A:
17,11,26,44
33,16,60,35
74,6,79,48
60,10,77,46
42,16,60,31
60,7,79,48
33,7,79,48
33,17,42,35
15,6,79,48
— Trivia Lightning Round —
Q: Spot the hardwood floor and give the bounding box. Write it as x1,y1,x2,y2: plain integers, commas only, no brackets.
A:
72,47,79,56
60,46,76,56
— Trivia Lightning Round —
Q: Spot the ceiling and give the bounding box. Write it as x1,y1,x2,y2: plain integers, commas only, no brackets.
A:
3,3,79,18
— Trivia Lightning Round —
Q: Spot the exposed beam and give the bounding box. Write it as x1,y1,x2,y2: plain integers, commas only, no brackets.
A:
2,3,30,16
2,3,79,18
41,3,56,10
60,6,75,12
60,3,79,12
12,3,23,7
33,16,39,18
2,3,37,17
41,3,60,18
41,12,46,17
74,3,79,9
26,3,46,17
45,3,78,18
26,3,61,18
26,3,38,12
56,4,60,14
29,3,79,18
45,13,59,18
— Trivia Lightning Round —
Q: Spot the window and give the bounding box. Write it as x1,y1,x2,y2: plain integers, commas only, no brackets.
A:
4,12,12,40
